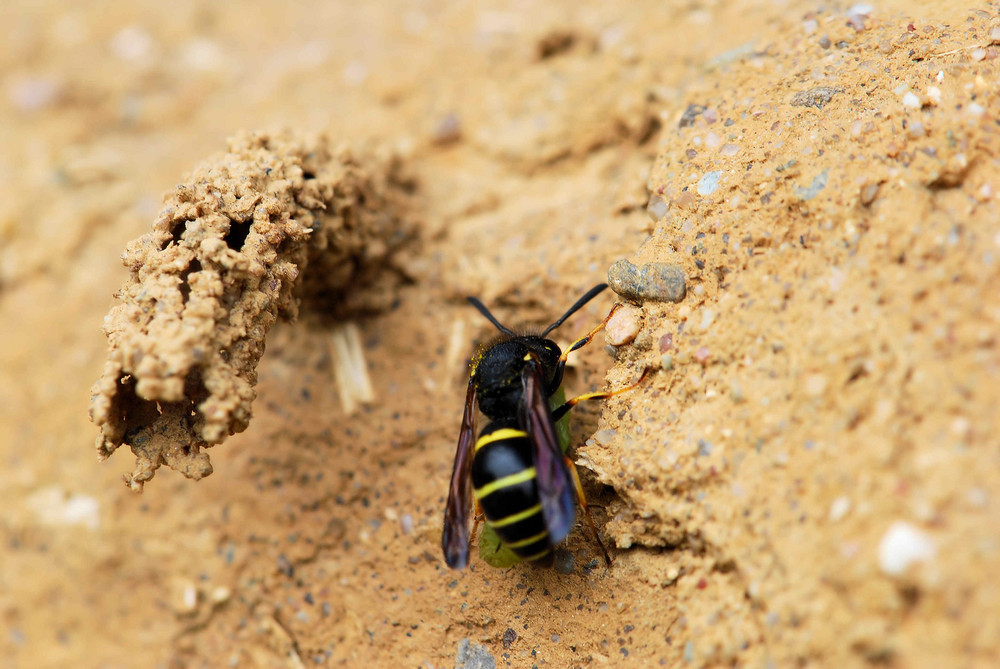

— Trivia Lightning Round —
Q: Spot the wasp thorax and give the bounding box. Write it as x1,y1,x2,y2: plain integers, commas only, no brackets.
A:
475,337,561,420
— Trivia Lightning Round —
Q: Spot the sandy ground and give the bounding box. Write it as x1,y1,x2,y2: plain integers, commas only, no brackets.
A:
2,1,999,667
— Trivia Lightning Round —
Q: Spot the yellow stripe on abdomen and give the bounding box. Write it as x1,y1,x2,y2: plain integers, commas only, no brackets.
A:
474,428,528,452
474,467,536,500
489,503,542,528
503,530,548,549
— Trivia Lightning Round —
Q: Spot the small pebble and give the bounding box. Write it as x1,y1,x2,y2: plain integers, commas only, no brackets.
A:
678,103,706,128
697,170,723,195
646,193,669,221
608,259,686,303
593,428,618,446
878,521,936,576
698,309,716,331
719,142,740,156
860,182,879,206
794,169,829,201
455,638,497,669
673,190,695,209
729,377,745,402
431,113,462,144
179,583,198,613
110,26,154,63
804,373,827,397
828,496,851,522
9,77,60,112
605,304,642,346
902,91,921,108
790,86,843,109
907,121,925,139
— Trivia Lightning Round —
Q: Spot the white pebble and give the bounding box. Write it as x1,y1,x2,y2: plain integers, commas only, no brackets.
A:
180,38,226,72
605,305,642,346
646,194,669,221
110,25,154,63
697,170,723,196
698,309,716,331
829,496,851,522
805,373,827,396
965,487,988,508
26,487,100,530
902,91,921,109
878,521,935,576
9,77,60,112
593,429,618,446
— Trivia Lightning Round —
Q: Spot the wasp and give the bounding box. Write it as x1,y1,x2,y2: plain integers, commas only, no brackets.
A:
442,284,644,569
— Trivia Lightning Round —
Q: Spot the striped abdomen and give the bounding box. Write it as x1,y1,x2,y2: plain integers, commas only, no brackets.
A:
471,422,554,565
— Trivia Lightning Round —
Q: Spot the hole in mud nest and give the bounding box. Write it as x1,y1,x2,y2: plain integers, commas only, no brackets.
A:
184,367,210,405
162,218,193,249
117,375,163,441
303,170,316,180
224,219,252,251
178,259,202,305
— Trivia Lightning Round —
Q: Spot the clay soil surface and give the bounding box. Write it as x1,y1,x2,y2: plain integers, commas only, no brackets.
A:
2,1,999,667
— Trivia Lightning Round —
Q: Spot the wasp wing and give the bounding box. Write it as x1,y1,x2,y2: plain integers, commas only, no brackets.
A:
442,376,478,569
519,360,576,544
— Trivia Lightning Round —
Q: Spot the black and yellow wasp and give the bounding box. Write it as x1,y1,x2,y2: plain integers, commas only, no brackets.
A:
442,284,642,569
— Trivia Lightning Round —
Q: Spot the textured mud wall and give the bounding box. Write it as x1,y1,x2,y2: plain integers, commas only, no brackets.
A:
89,131,415,490
588,12,1000,664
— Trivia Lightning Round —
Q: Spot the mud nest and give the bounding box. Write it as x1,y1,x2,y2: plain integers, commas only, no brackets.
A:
89,130,416,491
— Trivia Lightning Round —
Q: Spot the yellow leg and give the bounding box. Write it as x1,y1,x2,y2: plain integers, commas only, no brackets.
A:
566,456,612,567
470,501,484,551
552,367,650,423
560,304,622,362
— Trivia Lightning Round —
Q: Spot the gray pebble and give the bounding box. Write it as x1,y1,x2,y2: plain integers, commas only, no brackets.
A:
455,638,496,669
608,259,686,303
790,86,844,109
677,103,706,128
794,168,829,201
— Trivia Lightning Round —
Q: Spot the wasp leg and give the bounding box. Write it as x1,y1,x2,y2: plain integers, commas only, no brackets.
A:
565,456,612,567
471,501,484,548
551,367,649,423
565,303,622,356
547,303,623,394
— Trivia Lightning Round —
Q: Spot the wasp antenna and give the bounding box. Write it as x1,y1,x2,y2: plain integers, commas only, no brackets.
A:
541,284,609,337
467,296,516,336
